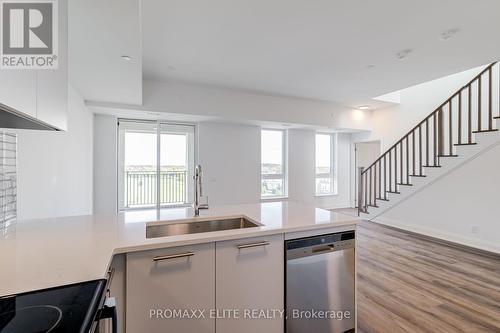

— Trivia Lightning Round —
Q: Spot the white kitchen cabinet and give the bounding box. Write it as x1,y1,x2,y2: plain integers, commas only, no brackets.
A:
36,0,68,130
0,71,37,119
126,243,215,333
0,0,67,130
215,234,284,333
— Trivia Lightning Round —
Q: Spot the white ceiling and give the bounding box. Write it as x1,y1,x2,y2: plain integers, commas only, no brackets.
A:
70,0,500,110
141,0,500,108
69,0,142,105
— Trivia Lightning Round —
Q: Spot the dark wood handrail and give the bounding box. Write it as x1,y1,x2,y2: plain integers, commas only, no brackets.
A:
361,62,496,175
358,61,498,214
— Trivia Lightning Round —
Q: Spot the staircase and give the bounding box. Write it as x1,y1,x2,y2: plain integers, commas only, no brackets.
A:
358,62,500,218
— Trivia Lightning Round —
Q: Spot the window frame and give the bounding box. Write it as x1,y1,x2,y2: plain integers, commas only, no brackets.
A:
260,128,288,199
117,119,197,212
315,132,337,196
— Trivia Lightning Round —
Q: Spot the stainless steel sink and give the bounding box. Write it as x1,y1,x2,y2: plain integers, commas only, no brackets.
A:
146,217,260,238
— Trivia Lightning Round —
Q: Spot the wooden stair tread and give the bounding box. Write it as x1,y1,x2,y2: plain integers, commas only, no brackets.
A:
472,129,498,133
454,143,477,146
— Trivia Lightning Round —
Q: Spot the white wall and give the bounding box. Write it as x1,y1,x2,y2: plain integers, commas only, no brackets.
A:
15,86,93,220
197,124,352,208
198,122,261,205
92,119,353,211
374,141,500,254
288,130,351,209
93,114,118,214
353,65,486,151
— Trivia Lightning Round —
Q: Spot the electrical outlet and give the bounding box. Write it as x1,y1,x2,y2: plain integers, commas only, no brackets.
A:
471,225,479,234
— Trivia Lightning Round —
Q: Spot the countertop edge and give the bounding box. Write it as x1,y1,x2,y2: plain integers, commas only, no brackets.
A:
113,220,358,255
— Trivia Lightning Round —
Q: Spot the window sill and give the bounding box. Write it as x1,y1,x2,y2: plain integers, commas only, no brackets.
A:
261,196,289,202
314,193,338,198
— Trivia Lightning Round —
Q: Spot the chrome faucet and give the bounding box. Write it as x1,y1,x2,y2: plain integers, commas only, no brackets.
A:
193,165,209,216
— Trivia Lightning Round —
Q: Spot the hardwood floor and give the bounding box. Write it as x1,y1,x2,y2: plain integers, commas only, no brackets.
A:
356,220,500,333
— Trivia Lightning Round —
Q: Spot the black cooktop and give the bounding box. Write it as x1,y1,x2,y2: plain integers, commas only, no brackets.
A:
0,280,106,333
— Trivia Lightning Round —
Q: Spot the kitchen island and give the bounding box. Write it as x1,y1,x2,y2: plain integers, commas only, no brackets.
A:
0,201,358,332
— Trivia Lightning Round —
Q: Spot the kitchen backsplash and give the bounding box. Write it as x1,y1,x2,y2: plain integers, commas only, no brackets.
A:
0,132,17,228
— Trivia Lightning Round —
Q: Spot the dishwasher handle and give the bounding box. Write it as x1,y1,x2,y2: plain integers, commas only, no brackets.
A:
312,244,335,253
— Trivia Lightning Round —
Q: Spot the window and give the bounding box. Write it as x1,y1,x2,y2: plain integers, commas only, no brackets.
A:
261,129,287,198
315,133,336,195
118,120,195,210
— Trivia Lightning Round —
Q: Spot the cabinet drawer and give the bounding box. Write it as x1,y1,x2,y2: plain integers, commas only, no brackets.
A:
126,243,215,333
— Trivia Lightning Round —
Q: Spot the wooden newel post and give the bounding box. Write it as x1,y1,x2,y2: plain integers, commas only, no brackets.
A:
357,167,365,216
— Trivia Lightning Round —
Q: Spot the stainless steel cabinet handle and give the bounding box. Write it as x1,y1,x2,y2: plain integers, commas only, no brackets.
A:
152,252,194,262
236,241,270,249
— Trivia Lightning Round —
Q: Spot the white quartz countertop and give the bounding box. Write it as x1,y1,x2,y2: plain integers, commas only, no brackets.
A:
0,201,358,296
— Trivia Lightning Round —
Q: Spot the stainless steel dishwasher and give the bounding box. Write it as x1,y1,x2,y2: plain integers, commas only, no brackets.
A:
286,231,355,333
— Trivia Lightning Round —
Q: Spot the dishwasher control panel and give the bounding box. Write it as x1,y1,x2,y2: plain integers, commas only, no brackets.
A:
286,231,355,260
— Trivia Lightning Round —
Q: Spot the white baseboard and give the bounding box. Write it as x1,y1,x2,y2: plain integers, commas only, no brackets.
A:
372,216,500,255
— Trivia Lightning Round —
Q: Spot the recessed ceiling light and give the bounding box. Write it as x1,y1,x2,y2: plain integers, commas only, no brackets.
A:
396,49,412,60
440,28,460,41
357,105,370,110
121,55,132,61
